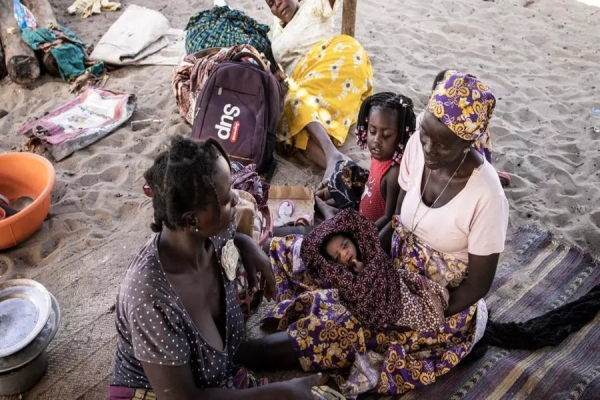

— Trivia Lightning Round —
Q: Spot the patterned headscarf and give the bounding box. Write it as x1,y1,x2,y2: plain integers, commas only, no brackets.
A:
301,209,448,331
426,70,496,157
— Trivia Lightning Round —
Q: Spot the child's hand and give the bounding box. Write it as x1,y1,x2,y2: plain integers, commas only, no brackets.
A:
350,258,364,274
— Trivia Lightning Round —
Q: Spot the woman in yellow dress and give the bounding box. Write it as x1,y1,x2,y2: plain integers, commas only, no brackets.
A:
266,0,374,179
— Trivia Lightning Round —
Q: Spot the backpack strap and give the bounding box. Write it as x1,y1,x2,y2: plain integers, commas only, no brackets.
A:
231,51,269,71
262,156,278,183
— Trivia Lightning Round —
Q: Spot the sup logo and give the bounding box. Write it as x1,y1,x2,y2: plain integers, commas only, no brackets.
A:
215,104,241,143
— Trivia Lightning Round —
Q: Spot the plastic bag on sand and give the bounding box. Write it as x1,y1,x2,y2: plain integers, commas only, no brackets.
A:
68,0,121,18
18,88,135,161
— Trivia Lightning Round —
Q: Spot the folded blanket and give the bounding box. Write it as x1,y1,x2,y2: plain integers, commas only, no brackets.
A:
301,208,449,331
231,162,269,210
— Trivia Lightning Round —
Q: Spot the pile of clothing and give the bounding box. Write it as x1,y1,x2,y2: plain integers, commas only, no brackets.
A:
185,6,275,69
22,24,104,88
231,162,270,245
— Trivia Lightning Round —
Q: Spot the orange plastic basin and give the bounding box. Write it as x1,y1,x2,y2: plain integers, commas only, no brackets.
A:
0,153,56,250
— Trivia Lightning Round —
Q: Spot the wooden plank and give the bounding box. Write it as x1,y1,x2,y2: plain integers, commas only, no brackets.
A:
0,0,40,84
24,0,60,76
23,0,57,26
0,39,7,79
341,0,357,37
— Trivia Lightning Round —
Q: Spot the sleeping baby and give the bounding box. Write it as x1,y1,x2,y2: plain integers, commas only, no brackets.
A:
302,208,449,332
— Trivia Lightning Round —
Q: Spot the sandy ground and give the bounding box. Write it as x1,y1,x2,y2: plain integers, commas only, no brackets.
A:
0,0,599,398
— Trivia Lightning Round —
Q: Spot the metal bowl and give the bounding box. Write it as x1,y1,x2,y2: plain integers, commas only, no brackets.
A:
0,352,48,396
0,293,60,373
0,279,52,358
0,293,60,396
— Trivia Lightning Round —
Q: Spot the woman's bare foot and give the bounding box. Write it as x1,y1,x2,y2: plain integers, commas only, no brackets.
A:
323,152,348,183
304,122,351,182
315,196,340,220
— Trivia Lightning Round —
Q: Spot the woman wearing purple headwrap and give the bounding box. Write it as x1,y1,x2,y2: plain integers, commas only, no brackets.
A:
249,71,509,398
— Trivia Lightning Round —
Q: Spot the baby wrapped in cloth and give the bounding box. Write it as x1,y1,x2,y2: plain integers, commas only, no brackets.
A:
301,208,449,331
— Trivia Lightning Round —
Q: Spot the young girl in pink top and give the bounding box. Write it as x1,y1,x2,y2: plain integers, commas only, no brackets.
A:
316,92,417,230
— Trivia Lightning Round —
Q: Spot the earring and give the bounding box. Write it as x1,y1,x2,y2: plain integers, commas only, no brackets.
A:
195,228,199,232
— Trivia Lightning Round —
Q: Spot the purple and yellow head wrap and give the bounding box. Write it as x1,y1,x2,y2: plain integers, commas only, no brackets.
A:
427,70,496,161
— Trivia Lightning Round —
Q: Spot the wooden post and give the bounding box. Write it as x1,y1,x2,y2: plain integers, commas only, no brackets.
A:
23,0,57,26
23,0,60,76
341,0,357,37
0,40,7,79
0,0,40,84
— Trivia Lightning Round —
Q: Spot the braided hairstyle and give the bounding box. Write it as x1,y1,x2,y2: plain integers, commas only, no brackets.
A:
355,92,416,166
143,136,229,233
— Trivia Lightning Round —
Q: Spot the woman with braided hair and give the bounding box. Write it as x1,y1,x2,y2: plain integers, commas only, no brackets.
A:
110,136,325,400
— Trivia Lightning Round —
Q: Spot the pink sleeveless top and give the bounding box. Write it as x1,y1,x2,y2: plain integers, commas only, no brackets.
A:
359,158,393,222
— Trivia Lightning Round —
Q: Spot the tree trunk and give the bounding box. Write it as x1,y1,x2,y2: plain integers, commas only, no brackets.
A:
23,0,60,76
341,0,357,38
0,0,40,84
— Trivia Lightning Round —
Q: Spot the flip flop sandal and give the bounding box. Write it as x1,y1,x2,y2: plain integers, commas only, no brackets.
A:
143,183,153,197
312,385,345,400
295,215,312,226
277,200,294,219
497,171,511,187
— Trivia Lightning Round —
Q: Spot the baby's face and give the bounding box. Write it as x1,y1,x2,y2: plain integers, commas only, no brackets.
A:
325,235,358,266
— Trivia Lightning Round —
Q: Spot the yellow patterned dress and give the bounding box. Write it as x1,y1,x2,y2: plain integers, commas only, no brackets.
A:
270,0,374,151
266,216,487,398
277,35,374,150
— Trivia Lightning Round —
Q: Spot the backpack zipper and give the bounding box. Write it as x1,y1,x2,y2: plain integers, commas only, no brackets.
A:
237,62,270,165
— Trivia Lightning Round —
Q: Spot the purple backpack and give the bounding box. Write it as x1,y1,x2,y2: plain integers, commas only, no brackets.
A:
190,53,282,175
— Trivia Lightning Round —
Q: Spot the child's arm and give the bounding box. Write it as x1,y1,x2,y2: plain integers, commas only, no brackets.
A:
374,165,400,231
